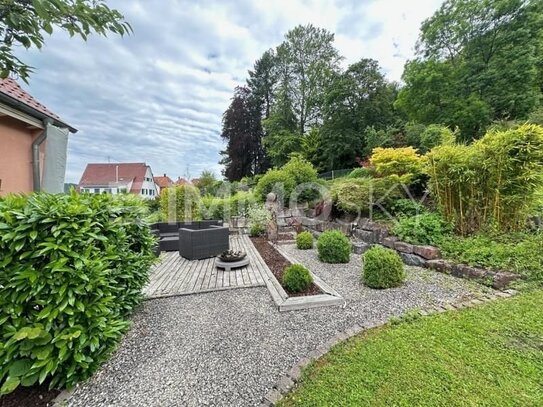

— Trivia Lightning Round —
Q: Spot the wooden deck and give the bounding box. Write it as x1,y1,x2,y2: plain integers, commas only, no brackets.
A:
144,234,268,299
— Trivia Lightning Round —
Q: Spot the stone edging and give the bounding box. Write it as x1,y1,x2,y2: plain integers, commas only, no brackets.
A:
299,217,521,290
260,289,519,406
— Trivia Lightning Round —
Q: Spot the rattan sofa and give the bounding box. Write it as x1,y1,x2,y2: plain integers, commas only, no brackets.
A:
151,221,223,252
178,225,229,260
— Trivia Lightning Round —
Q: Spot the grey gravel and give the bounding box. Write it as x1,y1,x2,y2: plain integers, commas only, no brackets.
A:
67,245,491,407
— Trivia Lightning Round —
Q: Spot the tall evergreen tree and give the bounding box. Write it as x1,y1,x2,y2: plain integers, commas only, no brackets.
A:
220,87,265,181
247,49,277,120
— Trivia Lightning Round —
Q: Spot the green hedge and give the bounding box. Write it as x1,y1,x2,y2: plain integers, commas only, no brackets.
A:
200,191,256,221
0,192,156,395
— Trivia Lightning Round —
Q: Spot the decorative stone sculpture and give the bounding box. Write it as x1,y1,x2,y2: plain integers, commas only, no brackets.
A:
265,192,279,243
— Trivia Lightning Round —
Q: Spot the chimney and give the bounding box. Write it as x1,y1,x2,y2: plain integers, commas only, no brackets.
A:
164,173,166,177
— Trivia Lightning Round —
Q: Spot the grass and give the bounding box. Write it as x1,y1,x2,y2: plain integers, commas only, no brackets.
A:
279,290,543,407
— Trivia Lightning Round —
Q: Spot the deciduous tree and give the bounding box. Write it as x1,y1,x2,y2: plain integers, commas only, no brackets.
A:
0,0,131,80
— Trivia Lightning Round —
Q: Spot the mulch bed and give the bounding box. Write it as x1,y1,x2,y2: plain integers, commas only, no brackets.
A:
250,237,322,297
0,385,59,407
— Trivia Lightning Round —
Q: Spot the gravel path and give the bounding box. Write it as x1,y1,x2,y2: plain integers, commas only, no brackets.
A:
66,245,491,407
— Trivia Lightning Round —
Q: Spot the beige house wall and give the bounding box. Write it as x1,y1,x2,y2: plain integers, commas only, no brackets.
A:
0,116,44,195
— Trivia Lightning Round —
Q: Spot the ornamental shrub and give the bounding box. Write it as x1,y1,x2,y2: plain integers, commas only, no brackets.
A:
282,155,320,202
331,177,400,215
255,168,296,203
248,204,270,236
159,185,201,221
348,167,373,179
419,124,455,153
393,213,451,246
282,264,313,293
0,192,156,395
363,246,405,289
317,230,351,263
200,191,256,221
389,198,427,217
296,231,313,250
370,147,424,184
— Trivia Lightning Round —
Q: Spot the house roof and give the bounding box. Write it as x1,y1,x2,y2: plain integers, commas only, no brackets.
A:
79,163,151,194
0,78,77,133
175,177,190,186
154,175,173,189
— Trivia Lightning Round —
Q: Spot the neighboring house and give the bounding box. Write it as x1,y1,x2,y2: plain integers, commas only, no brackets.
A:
0,78,77,196
175,177,190,186
78,163,159,199
153,174,173,195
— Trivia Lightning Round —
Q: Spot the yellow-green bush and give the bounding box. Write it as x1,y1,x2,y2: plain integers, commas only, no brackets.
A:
296,231,314,250
370,147,424,184
427,124,543,234
0,192,156,394
159,185,201,221
331,177,400,214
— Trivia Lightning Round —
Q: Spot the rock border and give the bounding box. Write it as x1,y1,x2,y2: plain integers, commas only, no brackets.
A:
256,241,345,312
295,216,521,290
261,288,519,406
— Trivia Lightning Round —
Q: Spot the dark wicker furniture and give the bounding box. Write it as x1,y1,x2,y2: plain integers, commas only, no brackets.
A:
178,225,229,260
151,221,223,252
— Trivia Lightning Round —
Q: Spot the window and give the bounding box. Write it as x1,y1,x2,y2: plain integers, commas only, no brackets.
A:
142,189,146,195
94,188,100,194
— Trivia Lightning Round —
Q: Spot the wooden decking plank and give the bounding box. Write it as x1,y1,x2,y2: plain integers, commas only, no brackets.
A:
147,252,178,291
194,257,212,291
185,258,206,293
146,253,182,295
145,235,269,299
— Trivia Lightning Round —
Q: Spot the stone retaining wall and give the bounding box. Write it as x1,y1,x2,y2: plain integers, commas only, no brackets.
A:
295,214,520,290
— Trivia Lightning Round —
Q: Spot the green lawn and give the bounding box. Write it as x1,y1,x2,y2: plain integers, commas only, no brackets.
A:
280,291,543,407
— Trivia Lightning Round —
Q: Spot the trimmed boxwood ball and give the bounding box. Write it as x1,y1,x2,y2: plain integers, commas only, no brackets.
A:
282,264,313,293
363,246,406,289
317,230,351,263
296,231,314,250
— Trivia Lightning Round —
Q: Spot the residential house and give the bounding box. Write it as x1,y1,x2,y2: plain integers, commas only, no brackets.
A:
175,177,190,186
0,78,77,196
78,163,158,199
153,174,173,194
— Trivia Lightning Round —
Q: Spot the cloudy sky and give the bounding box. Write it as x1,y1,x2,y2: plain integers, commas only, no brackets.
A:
19,0,443,183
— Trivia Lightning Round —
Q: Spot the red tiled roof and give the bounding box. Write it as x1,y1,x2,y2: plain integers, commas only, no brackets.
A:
0,78,75,131
79,163,149,194
175,177,190,186
154,175,173,189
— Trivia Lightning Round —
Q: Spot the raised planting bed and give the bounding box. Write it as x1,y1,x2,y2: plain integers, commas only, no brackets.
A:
250,237,344,311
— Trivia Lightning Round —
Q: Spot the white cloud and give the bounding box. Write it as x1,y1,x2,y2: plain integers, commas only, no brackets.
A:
17,0,444,183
